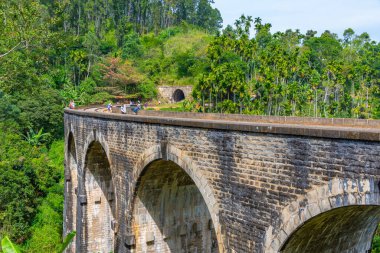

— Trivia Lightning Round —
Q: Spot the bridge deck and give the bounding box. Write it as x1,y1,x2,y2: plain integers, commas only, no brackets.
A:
65,107,380,141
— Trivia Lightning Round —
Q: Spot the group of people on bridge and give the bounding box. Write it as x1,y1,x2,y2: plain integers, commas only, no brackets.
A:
68,99,146,114
109,100,142,114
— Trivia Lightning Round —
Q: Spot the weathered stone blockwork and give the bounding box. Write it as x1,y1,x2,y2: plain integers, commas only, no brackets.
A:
64,110,380,253
157,86,192,102
132,160,218,252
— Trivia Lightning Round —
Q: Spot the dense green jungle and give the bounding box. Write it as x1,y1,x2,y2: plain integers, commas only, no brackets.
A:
1,0,380,252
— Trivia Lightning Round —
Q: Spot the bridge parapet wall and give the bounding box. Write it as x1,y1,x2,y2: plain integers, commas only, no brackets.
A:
136,110,380,128
73,108,380,141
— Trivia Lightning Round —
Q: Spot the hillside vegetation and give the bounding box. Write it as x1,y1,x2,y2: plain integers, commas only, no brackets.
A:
0,0,219,250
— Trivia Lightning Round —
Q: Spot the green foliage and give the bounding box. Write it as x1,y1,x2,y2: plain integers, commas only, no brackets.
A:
122,31,143,59
138,81,157,99
88,92,114,104
0,130,63,245
372,225,380,252
59,232,76,253
1,236,21,253
0,91,20,126
60,78,100,105
373,235,380,253
23,128,51,147
25,191,63,252
0,129,41,242
25,140,65,252
138,27,212,87
1,230,76,253
16,89,64,139
192,15,380,118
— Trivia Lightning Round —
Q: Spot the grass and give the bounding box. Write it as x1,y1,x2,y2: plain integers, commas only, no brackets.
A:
145,101,185,112
163,29,211,57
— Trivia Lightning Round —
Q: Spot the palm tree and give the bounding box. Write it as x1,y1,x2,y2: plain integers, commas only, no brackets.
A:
22,128,50,147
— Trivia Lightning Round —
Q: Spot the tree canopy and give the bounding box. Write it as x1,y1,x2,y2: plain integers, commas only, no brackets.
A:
191,15,380,119
0,0,220,250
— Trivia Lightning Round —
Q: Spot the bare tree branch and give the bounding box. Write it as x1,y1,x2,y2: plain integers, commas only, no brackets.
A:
0,41,24,59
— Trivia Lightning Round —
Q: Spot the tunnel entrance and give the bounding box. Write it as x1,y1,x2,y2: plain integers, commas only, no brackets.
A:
131,160,218,252
83,141,115,252
280,205,380,253
65,133,78,252
173,89,185,102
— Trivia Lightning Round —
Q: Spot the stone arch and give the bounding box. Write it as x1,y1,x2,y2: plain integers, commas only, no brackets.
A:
127,144,224,252
82,140,116,252
81,129,111,170
280,205,380,253
173,89,185,102
64,132,78,252
265,177,380,253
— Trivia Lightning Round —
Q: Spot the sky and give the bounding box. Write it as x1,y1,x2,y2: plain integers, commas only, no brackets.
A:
212,0,380,42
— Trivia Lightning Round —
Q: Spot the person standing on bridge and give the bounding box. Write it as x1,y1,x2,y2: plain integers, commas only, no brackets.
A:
107,102,113,112
133,101,141,114
69,100,75,109
121,104,127,114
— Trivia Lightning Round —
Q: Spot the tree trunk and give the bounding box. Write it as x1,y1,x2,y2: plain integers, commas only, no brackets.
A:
77,1,81,36
86,58,91,79
209,90,212,112
314,89,317,117
323,86,329,117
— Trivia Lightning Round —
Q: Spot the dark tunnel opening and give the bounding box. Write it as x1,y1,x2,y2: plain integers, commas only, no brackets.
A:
173,89,185,102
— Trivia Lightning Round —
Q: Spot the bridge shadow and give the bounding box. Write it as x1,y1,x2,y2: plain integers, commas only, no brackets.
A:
130,159,218,253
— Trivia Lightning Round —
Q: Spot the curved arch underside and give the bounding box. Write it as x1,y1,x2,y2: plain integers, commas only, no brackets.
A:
67,133,78,229
281,205,380,253
132,159,218,252
83,141,115,253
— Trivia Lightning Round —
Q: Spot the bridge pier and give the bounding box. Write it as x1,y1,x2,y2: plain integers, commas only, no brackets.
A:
64,133,78,253
80,141,115,252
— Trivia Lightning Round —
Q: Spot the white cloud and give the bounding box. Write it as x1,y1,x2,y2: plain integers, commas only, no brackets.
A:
213,0,380,41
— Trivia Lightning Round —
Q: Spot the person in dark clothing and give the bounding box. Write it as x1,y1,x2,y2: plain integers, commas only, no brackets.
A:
133,101,141,114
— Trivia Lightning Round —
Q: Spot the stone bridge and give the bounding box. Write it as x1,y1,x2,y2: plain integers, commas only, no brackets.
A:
64,108,380,253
